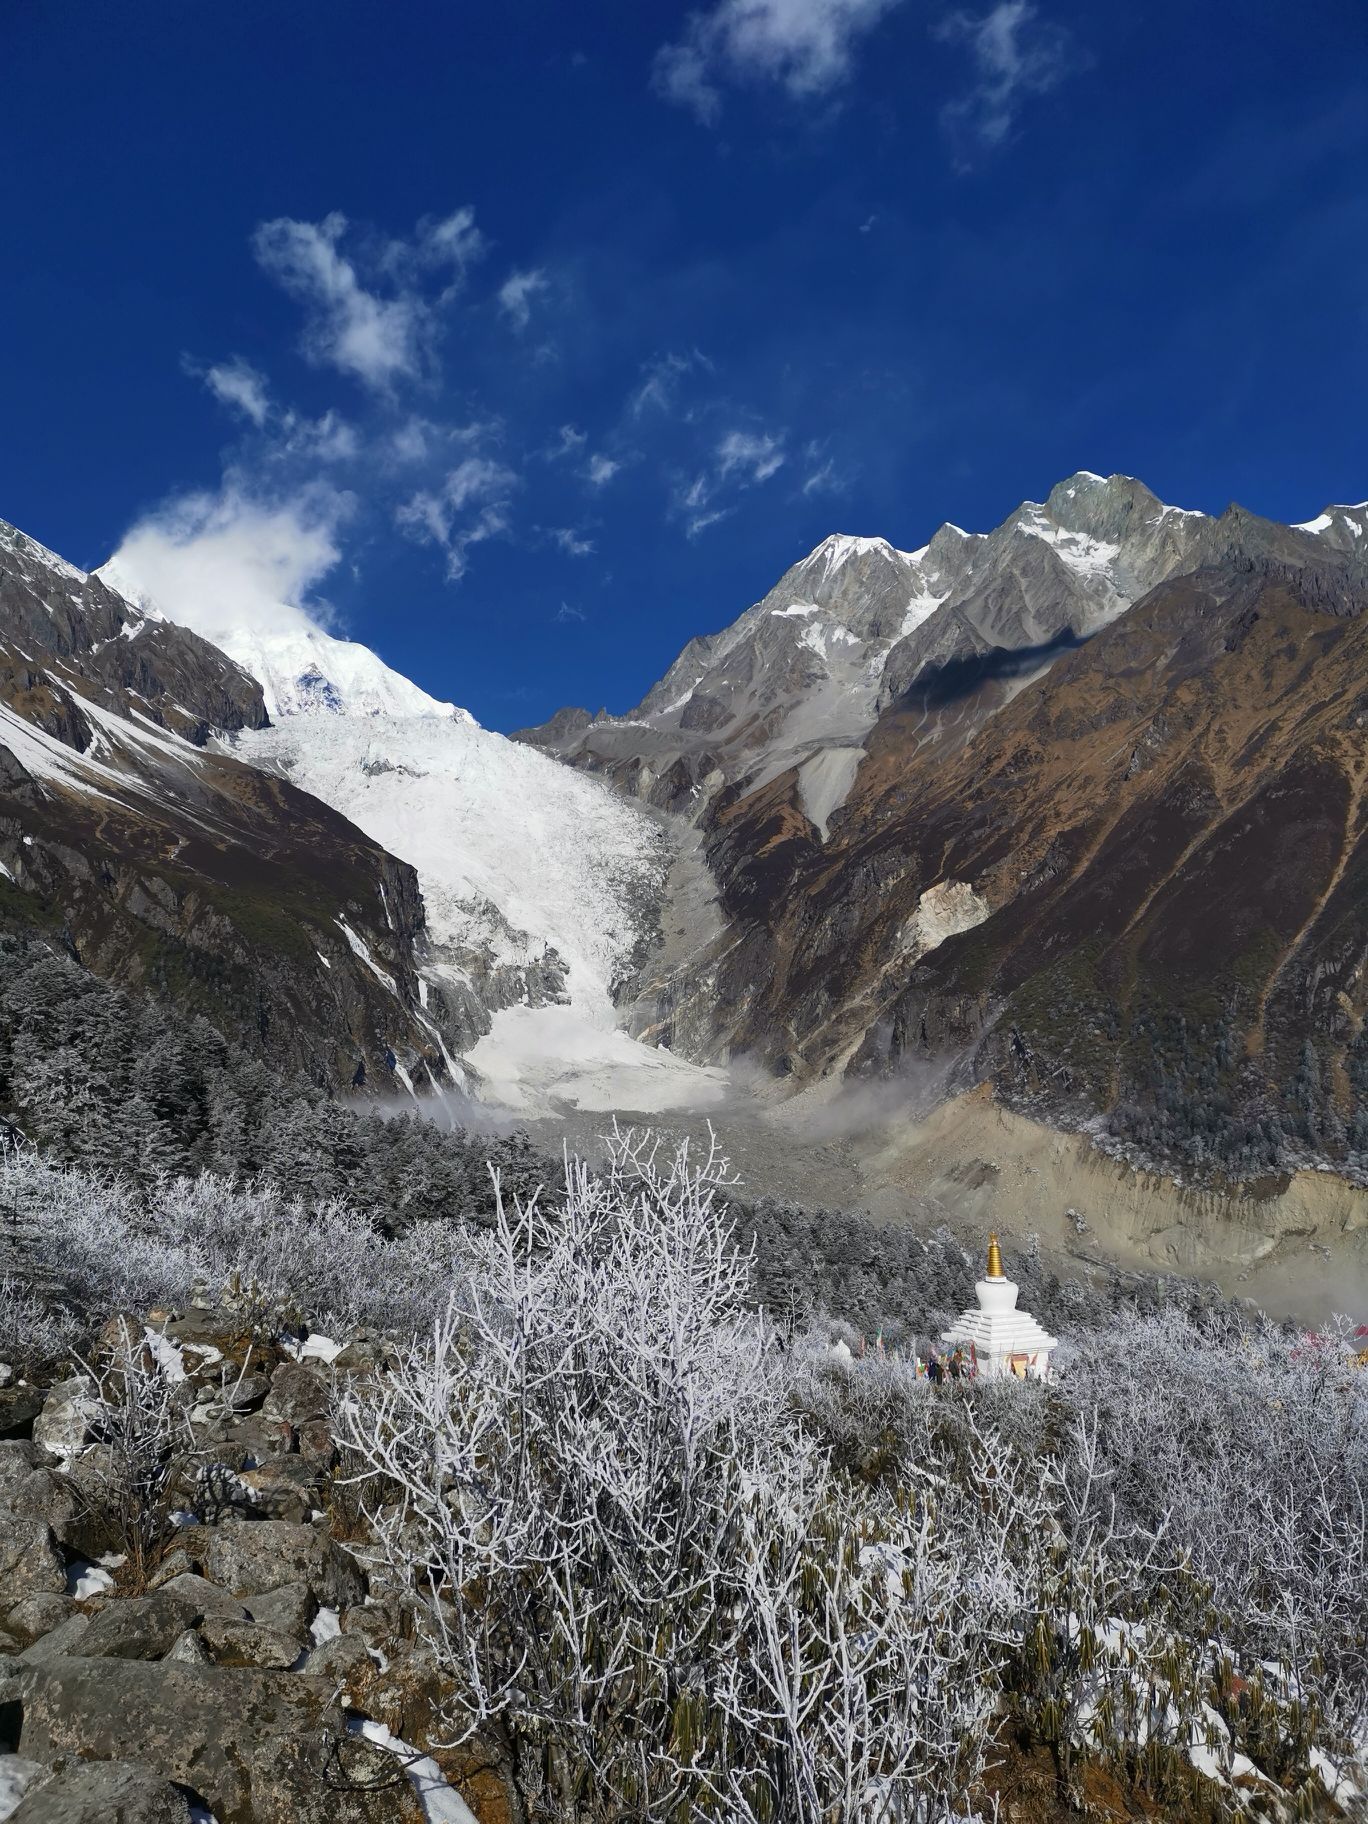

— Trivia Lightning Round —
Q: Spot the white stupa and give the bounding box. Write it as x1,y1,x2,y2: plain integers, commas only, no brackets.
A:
941,1234,1058,1380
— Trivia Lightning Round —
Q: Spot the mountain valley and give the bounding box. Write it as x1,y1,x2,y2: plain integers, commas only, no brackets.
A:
2,476,1366,1309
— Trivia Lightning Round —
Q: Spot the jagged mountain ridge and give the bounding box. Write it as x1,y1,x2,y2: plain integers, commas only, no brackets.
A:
0,521,443,1092
517,474,1366,841
523,475,1368,1181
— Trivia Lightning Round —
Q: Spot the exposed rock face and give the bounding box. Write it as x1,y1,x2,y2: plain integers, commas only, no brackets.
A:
524,477,1368,1182
0,521,444,1091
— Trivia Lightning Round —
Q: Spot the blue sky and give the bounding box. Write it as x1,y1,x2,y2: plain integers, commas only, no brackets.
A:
4,0,1366,729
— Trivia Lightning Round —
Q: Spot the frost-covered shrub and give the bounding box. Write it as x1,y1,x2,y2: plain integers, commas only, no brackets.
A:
0,1274,81,1373
0,1151,472,1338
339,1127,1025,1824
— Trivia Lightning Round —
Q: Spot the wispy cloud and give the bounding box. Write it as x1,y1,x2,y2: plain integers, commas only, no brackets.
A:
935,0,1076,166
628,349,710,418
396,456,518,580
186,355,273,427
585,453,622,487
717,428,785,483
253,212,427,392
675,425,786,535
556,601,587,623
549,526,596,557
498,268,550,332
546,423,588,460
654,0,905,124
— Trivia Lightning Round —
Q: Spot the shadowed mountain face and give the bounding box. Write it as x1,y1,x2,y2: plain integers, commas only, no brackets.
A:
525,476,1368,1183
0,522,443,1092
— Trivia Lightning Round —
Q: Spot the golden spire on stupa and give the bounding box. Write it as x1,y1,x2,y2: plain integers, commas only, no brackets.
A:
986,1232,1004,1279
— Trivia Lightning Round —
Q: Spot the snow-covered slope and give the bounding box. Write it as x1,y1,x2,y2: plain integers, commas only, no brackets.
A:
98,557,457,721
95,556,726,1115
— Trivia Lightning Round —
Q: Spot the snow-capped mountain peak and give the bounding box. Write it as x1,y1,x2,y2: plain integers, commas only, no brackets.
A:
95,558,463,724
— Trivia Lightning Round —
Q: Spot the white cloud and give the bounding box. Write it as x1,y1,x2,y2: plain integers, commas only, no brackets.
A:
936,0,1074,163
686,506,734,538
556,601,587,623
278,408,359,463
497,268,550,332
654,0,905,123
549,423,588,459
628,349,710,418
104,481,350,641
253,211,423,392
396,456,518,580
802,459,837,494
550,527,596,557
717,428,785,483
414,205,486,296
672,425,785,536
190,356,272,426
586,453,622,487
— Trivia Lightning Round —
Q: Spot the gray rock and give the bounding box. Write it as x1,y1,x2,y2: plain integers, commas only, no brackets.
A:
30,1377,97,1465
9,1756,193,1823
0,1517,66,1601
219,1372,270,1412
198,1614,304,1669
261,1362,329,1426
206,1520,363,1610
246,1579,316,1637
17,1613,91,1660
0,1387,45,1440
13,1657,417,1823
0,1465,81,1544
4,1592,74,1647
304,1631,371,1681
74,1591,201,1661
0,1440,44,1500
154,1573,249,1622
163,1626,211,1665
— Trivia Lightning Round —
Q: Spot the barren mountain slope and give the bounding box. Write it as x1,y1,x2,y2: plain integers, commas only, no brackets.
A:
0,521,439,1090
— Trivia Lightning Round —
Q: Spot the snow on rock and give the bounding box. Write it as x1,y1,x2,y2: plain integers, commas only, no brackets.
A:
345,1717,480,1824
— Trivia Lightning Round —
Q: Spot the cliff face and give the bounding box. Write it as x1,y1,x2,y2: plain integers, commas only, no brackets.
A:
678,562,1368,1178
524,477,1368,1184
0,522,441,1092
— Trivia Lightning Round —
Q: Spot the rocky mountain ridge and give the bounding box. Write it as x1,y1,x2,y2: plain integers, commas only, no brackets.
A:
0,523,445,1093
522,475,1368,1184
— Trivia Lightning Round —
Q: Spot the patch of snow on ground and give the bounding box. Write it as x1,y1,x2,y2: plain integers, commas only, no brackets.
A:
347,1717,481,1824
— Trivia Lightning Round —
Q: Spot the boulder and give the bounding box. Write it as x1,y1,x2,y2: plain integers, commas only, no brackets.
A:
4,1592,74,1647
13,1658,419,1824
0,1517,66,1601
17,1613,91,1660
73,1591,201,1661
0,1440,45,1501
0,1387,46,1441
246,1580,315,1637
304,1631,371,1681
164,1628,211,1665
262,1362,329,1426
9,1756,193,1823
198,1614,304,1669
153,1573,249,1622
30,1378,98,1467
207,1520,363,1610
0,1464,81,1544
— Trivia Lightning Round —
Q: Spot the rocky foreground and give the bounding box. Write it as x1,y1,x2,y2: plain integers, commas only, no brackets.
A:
0,1306,487,1824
